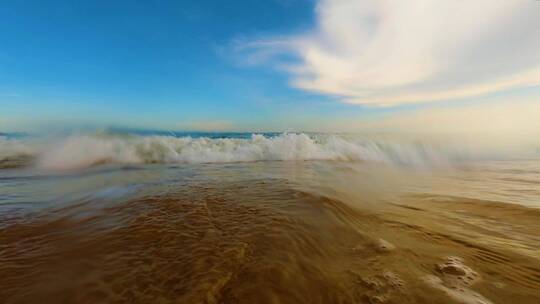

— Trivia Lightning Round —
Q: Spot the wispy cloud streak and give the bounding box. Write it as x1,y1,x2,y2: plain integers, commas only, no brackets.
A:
240,0,540,106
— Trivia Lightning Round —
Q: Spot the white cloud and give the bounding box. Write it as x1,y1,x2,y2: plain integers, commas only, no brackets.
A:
242,0,540,106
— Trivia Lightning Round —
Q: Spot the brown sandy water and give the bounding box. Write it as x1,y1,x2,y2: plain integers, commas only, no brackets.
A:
0,161,539,303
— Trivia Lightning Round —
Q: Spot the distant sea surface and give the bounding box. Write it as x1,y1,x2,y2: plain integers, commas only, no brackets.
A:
1,131,539,303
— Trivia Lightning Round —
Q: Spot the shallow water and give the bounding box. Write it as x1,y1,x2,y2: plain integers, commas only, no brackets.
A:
0,158,539,304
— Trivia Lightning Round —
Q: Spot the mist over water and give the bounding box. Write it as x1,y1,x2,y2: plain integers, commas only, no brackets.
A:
3,130,538,171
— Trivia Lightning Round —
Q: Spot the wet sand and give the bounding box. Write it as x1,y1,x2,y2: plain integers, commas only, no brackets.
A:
1,161,539,303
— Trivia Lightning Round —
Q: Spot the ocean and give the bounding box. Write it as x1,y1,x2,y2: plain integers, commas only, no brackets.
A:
0,131,539,303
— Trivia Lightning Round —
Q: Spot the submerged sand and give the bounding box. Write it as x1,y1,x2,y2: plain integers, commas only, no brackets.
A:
0,162,539,303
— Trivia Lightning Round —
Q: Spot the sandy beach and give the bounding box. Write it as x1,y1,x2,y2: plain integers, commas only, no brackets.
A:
1,156,539,303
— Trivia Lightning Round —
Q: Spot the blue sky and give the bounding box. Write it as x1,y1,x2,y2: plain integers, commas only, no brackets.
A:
0,0,352,132
1,0,540,132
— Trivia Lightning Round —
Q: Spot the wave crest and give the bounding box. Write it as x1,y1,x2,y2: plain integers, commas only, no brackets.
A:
1,133,454,170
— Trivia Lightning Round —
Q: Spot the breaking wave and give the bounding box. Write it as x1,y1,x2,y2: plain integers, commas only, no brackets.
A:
1,133,463,170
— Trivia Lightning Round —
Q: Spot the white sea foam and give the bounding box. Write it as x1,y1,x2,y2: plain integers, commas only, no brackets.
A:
0,136,38,160
0,133,468,170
